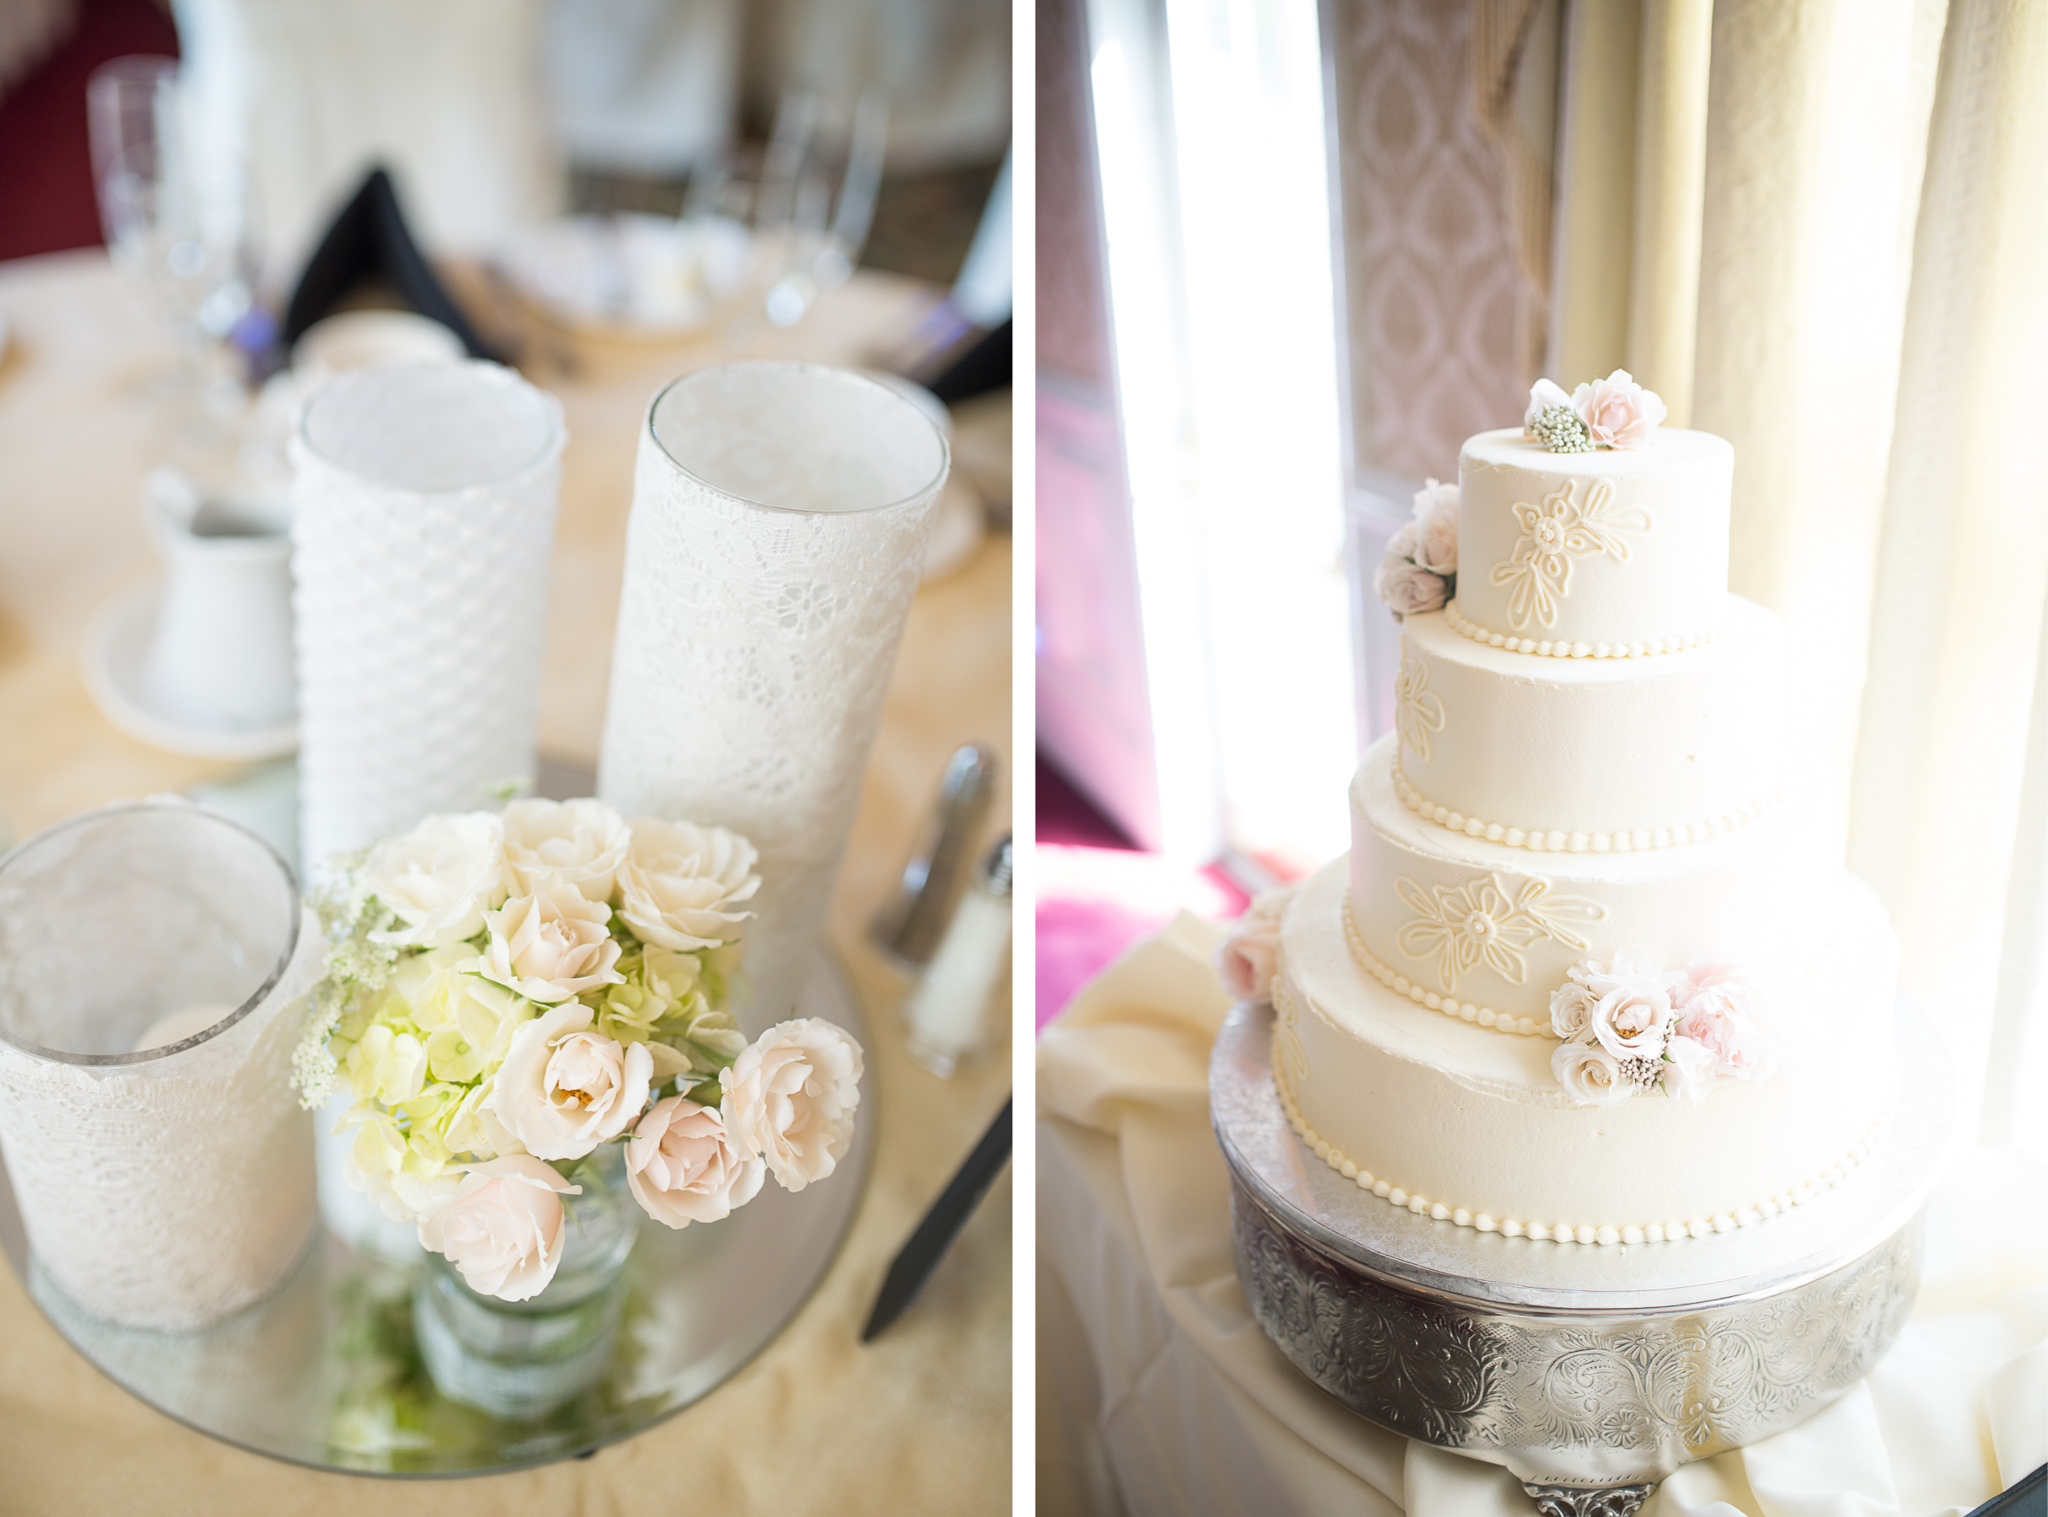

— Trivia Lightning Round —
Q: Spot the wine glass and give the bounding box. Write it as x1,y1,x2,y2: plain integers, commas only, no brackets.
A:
87,56,257,430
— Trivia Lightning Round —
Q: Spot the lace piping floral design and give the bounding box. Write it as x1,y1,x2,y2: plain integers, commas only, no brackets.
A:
1393,637,1446,762
1487,479,1651,631
1343,892,1548,1036
1393,870,1604,992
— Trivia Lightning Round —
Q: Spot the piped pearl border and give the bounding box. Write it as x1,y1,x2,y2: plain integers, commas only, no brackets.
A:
1341,892,1548,1036
1444,599,1722,659
1273,1046,1876,1247
1392,760,1777,854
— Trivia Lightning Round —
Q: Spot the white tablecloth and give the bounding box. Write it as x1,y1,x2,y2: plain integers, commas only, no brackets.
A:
1036,914,2048,1517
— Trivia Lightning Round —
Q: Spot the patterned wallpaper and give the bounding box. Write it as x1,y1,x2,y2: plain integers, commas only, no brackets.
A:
1328,0,1544,483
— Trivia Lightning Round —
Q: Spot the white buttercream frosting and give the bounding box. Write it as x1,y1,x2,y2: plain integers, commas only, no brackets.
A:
1394,598,1782,844
1276,860,1897,1234
1456,427,1732,651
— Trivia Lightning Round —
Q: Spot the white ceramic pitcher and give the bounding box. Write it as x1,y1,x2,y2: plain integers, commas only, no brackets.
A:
139,469,295,731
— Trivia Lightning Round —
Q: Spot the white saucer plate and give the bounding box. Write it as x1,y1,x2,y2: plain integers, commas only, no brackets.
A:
81,583,298,761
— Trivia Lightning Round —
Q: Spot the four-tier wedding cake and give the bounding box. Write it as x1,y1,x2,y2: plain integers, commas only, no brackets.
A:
1233,374,1898,1247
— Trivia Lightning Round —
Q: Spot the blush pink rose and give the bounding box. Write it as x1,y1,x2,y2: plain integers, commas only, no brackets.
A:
1375,556,1446,617
416,1155,577,1302
721,1019,864,1192
626,1097,766,1228
1217,885,1296,1004
1571,369,1667,450
1677,990,1776,1081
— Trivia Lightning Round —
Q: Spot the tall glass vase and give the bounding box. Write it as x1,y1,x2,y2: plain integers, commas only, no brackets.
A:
597,362,948,1029
0,801,322,1331
412,1143,641,1419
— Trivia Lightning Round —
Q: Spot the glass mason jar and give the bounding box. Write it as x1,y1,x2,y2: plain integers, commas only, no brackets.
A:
412,1143,641,1419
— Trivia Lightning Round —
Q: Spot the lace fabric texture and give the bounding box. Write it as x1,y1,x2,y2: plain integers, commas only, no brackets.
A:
598,417,942,1029
0,905,324,1332
289,363,564,877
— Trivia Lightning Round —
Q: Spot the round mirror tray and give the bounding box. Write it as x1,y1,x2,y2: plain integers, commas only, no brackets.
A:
0,951,872,1477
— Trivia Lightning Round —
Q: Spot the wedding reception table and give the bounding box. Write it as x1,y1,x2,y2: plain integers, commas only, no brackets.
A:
1037,916,2048,1517
0,247,1011,1514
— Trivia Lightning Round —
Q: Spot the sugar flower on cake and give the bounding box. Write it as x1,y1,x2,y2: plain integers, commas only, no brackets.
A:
1546,947,1776,1105
1373,480,1460,618
1573,370,1666,450
1523,371,1667,453
291,802,864,1302
1217,883,1300,1005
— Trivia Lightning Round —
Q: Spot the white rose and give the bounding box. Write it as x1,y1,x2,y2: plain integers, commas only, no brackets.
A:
1552,1039,1632,1107
1549,980,1598,1041
1524,377,1574,429
1660,1034,1719,1103
616,818,761,951
471,881,625,1004
720,1018,863,1192
501,797,631,902
1216,884,1296,1004
364,812,509,949
416,1155,578,1302
1374,555,1446,617
626,1096,766,1228
1588,974,1675,1059
489,1003,654,1161
1410,479,1459,575
1387,520,1419,560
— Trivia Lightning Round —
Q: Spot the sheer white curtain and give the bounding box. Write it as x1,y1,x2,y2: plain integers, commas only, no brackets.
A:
1550,0,2048,1152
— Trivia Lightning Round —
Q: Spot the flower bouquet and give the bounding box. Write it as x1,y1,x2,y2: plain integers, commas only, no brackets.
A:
293,798,862,1306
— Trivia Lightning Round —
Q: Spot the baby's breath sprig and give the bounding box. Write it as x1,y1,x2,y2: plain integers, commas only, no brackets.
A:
1530,404,1592,454
291,856,403,1110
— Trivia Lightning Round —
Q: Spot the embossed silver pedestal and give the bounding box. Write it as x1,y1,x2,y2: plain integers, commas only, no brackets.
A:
1211,1000,1950,1514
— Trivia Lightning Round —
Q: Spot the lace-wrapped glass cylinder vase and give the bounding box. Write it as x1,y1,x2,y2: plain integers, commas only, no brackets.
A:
0,801,323,1331
598,363,948,1028
412,1143,641,1419
290,360,565,878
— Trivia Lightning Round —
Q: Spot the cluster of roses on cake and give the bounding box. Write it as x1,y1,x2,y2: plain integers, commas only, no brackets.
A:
1548,950,1776,1107
292,797,861,1302
1374,477,1460,618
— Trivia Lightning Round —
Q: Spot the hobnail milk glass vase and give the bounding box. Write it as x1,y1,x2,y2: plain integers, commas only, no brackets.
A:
289,359,565,880
0,800,322,1331
412,1143,641,1419
597,362,948,1030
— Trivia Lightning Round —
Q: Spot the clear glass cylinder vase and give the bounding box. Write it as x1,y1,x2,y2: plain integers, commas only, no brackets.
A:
0,800,321,1331
412,1143,641,1419
597,361,948,1028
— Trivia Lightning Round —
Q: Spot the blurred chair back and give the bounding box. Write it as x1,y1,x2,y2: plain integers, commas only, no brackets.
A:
171,0,563,287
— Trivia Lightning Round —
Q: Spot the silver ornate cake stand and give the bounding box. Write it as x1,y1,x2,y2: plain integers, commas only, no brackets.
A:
1211,998,1951,1515
0,950,872,1477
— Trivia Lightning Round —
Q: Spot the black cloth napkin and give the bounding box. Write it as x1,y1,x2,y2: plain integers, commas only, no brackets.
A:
281,166,500,361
